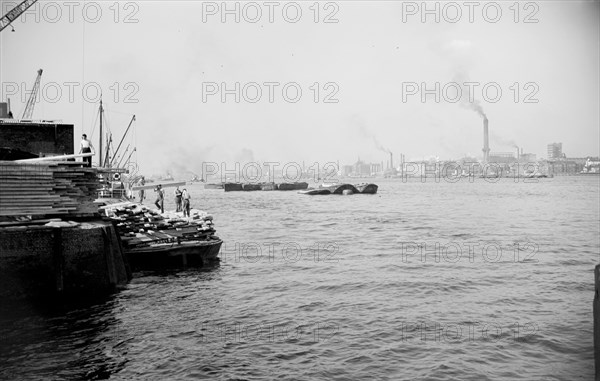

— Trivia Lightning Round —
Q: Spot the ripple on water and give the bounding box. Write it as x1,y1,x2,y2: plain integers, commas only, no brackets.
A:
0,178,597,380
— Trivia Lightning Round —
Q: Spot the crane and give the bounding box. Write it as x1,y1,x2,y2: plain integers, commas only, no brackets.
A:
22,69,43,119
110,115,136,167
0,0,39,32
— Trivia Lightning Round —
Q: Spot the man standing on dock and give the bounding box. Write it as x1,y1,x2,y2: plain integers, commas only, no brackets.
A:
154,184,165,213
79,134,95,167
138,177,146,203
182,188,191,217
174,186,183,212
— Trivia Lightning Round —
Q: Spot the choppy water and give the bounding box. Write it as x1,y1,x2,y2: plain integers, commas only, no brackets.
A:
1,176,599,380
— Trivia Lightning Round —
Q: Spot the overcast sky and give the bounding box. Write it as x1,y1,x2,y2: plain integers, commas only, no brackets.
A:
1,1,598,175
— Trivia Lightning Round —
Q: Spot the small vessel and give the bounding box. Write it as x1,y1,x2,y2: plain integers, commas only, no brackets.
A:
299,183,378,195
224,182,308,191
277,182,309,191
104,202,222,270
224,183,243,192
299,188,332,195
242,183,262,191
204,183,224,189
355,183,379,194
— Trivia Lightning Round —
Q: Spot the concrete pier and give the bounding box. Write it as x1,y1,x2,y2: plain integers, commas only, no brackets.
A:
0,220,131,299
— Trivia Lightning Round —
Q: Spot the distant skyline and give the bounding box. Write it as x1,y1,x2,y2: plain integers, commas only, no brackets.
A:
1,1,598,175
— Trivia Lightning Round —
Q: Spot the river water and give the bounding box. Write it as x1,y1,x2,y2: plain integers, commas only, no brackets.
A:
1,176,598,380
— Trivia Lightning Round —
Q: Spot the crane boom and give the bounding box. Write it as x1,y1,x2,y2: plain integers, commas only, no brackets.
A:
0,0,39,32
21,69,43,119
110,114,136,166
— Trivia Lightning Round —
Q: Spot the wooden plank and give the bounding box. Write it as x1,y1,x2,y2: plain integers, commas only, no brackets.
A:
132,181,186,191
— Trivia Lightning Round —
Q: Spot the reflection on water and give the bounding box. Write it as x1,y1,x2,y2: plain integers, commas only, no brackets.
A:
0,296,126,380
0,177,598,380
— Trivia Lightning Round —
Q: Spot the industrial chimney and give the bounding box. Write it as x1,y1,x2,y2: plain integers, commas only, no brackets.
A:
389,152,393,170
516,146,520,160
482,117,490,163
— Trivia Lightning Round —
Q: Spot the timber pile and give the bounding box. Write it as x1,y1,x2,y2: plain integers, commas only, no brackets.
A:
103,203,217,250
0,161,103,217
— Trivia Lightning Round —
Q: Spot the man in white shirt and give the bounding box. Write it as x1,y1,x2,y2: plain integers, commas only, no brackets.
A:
79,134,95,167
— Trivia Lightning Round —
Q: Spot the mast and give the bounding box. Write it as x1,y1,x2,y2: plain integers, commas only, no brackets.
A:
104,133,112,168
99,97,104,167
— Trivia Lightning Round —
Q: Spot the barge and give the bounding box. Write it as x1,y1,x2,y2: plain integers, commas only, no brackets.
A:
103,202,222,271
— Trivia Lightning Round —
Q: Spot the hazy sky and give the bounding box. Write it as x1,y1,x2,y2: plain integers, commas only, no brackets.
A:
1,1,598,175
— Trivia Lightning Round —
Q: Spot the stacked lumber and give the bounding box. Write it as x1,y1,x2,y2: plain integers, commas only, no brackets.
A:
0,161,104,217
103,202,217,250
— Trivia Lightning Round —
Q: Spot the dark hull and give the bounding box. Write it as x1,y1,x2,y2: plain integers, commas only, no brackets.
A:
278,182,309,190
355,183,378,194
204,183,224,189
126,238,222,270
224,183,243,192
300,183,378,195
224,182,308,191
299,188,332,195
242,183,262,191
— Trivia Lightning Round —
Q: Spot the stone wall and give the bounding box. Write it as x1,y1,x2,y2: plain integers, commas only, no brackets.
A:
0,221,130,299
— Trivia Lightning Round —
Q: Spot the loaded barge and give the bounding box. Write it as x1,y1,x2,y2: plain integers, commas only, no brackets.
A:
102,202,222,271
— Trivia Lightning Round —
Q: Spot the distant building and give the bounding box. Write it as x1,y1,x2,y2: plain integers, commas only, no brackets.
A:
547,143,563,160
520,153,537,162
489,152,516,164
341,165,353,176
343,159,381,177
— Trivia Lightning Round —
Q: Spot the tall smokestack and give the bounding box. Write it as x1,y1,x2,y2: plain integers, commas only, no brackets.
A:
390,152,393,170
516,146,519,160
482,117,490,163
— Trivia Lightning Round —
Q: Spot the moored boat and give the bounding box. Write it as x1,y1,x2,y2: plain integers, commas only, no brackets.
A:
355,183,378,194
125,237,222,270
242,183,262,191
224,183,243,192
104,202,222,270
298,188,332,195
299,183,379,195
278,182,309,191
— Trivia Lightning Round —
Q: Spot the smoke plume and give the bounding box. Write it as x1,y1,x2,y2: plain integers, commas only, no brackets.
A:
453,71,487,119
353,115,391,153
